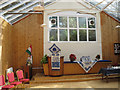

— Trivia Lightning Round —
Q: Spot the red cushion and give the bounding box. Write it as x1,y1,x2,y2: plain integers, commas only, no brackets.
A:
16,70,24,80
7,72,15,82
2,85,14,89
0,75,5,86
10,81,22,85
20,79,29,82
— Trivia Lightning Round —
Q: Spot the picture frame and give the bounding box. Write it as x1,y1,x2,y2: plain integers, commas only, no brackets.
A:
114,43,120,55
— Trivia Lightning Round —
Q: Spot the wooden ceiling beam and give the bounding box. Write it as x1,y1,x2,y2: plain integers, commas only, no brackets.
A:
47,9,96,16
81,0,100,10
102,0,116,11
6,12,43,14
76,0,90,10
90,0,105,9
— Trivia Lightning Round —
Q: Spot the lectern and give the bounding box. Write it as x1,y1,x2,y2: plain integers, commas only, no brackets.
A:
48,56,64,76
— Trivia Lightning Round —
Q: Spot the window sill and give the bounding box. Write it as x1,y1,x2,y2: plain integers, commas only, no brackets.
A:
48,41,98,43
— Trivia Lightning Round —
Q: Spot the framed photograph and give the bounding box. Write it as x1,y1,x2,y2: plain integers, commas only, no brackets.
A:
114,43,120,55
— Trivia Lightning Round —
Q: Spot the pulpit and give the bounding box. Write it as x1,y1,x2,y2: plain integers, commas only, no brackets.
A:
48,56,64,76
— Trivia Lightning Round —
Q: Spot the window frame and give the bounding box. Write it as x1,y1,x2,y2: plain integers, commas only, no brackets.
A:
48,15,97,43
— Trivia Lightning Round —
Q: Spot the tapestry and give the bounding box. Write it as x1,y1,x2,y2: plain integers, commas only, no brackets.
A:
51,54,60,70
78,56,97,73
49,44,61,70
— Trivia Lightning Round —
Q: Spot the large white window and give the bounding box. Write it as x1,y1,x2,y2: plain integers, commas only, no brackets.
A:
49,15,96,42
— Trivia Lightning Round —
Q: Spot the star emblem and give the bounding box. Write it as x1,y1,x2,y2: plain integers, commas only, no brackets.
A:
49,44,61,54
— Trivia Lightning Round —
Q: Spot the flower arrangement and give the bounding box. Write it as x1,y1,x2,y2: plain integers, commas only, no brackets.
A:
69,54,76,62
96,54,100,60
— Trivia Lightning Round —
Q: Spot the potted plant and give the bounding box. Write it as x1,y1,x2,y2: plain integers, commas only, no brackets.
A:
95,54,100,61
69,54,76,62
41,54,48,75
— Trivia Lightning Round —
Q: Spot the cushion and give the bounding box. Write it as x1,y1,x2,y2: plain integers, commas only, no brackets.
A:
16,70,24,80
10,81,22,85
2,85,14,89
20,79,29,82
0,75,5,86
7,72,15,82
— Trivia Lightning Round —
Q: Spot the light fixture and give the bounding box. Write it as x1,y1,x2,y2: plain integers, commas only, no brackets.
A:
41,23,46,27
33,5,44,11
115,25,120,28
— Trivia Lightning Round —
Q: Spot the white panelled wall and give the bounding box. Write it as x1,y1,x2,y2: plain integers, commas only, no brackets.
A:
44,0,102,61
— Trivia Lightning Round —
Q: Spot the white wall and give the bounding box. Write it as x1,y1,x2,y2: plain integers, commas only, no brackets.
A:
44,0,102,61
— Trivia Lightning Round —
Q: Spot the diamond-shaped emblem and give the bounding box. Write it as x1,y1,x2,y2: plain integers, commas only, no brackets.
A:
79,56,97,72
49,44,61,54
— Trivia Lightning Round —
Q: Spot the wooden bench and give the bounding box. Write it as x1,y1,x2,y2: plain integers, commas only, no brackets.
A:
99,67,120,82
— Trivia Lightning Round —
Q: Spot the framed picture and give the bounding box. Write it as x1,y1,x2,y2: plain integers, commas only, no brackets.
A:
114,43,120,55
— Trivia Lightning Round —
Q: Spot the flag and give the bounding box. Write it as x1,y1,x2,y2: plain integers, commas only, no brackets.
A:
26,45,32,55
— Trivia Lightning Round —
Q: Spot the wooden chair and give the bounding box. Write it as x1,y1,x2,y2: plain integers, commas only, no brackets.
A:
7,72,22,86
0,75,14,89
16,69,29,83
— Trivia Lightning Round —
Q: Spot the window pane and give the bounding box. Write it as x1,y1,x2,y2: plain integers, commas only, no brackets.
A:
49,29,58,41
59,29,68,41
49,16,57,28
88,18,95,28
69,17,77,28
79,17,86,28
79,30,87,41
70,29,77,41
89,30,96,41
59,17,67,28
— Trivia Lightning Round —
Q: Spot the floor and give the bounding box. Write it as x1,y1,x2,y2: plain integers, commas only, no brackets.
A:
29,78,119,88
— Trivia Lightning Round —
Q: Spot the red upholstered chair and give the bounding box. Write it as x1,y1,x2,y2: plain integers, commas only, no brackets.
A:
16,70,29,83
0,75,14,89
7,72,22,86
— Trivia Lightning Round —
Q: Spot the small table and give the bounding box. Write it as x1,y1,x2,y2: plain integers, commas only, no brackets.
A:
99,67,120,82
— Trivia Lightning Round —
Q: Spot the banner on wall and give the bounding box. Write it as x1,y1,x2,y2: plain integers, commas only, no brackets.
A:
49,44,61,70
114,43,120,55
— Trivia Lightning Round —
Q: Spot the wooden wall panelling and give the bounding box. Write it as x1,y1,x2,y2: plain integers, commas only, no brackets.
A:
0,18,3,75
2,21,13,75
118,27,120,62
107,15,113,61
2,12,44,75
12,14,44,75
111,19,119,64
100,12,120,64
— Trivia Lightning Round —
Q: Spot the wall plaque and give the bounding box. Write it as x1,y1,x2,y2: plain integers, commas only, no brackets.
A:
114,43,120,55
